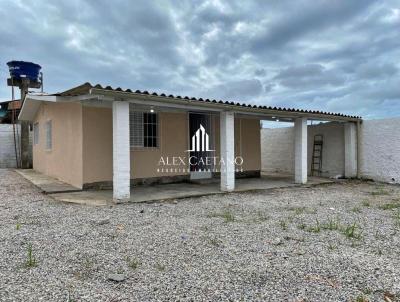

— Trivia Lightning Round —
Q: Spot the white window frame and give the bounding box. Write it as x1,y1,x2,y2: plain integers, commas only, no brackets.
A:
33,122,39,145
45,120,52,150
129,107,159,149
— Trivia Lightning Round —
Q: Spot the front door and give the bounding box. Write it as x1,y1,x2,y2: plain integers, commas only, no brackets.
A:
189,113,213,179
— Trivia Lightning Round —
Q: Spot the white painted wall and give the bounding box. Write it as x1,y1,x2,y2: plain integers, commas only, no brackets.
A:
308,122,345,177
261,126,294,174
360,118,400,183
261,122,345,177
0,124,19,168
0,124,32,168
261,118,400,184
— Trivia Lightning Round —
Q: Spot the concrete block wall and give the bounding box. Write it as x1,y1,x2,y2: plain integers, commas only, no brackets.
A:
261,122,345,177
0,124,33,168
360,118,400,183
262,118,400,183
0,124,19,168
261,127,294,174
307,122,345,177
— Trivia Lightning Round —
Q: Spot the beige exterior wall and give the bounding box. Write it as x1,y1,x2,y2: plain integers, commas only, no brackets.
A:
32,102,83,188
81,107,189,185
82,109,261,185
82,106,113,184
238,117,261,171
33,103,261,188
213,116,261,172
131,111,188,178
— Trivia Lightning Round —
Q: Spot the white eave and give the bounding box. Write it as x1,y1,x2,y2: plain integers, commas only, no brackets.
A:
18,94,56,121
18,94,93,121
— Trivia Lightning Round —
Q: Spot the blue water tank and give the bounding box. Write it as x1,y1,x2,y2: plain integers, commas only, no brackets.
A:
7,61,41,82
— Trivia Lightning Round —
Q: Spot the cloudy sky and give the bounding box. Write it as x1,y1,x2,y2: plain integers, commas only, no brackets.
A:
1,0,399,119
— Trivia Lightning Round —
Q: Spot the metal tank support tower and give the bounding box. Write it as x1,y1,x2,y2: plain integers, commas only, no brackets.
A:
7,61,43,169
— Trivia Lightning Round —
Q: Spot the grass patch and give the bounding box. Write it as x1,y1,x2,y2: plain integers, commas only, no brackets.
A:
247,211,269,223
342,222,362,240
208,210,235,223
74,257,95,280
279,220,288,230
351,206,362,213
254,211,269,222
378,200,400,210
362,200,371,207
286,206,317,215
393,210,400,227
328,243,336,251
306,219,321,233
370,187,390,196
362,287,372,295
25,244,37,268
353,295,369,302
286,206,306,215
155,263,166,272
321,217,340,231
207,237,223,247
126,257,141,270
298,217,363,241
297,223,306,230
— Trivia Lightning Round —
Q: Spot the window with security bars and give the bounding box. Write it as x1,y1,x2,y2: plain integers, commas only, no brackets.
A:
129,109,158,148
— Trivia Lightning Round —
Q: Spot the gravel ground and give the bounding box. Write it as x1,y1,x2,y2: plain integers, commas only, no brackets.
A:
0,169,400,302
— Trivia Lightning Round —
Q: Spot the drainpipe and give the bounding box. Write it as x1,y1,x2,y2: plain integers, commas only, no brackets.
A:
356,120,362,179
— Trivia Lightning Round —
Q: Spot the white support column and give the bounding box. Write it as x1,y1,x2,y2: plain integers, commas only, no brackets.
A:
220,111,235,191
112,101,130,202
344,122,357,178
294,117,307,184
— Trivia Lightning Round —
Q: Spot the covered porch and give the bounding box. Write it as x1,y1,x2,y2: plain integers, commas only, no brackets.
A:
17,169,334,206
20,83,362,203
107,94,360,203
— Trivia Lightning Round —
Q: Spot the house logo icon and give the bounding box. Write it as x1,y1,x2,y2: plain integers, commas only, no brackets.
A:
187,124,215,152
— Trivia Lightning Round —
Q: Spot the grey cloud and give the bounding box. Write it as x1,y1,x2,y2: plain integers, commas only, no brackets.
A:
203,79,263,100
275,64,324,79
274,64,345,89
251,1,376,53
264,83,275,93
0,0,399,119
356,63,398,79
254,68,266,77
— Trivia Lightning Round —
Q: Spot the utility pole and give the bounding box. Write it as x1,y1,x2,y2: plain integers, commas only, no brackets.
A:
20,78,31,168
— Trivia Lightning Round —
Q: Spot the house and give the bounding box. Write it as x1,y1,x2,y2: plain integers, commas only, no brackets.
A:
18,83,361,202
0,100,21,124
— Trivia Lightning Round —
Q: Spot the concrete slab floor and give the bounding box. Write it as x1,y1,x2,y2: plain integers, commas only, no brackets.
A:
50,174,335,206
15,169,81,193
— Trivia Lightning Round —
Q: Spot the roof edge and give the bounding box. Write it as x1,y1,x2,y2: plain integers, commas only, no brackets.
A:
60,82,362,121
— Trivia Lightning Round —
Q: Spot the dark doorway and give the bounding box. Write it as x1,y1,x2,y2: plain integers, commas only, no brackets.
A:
188,112,214,179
